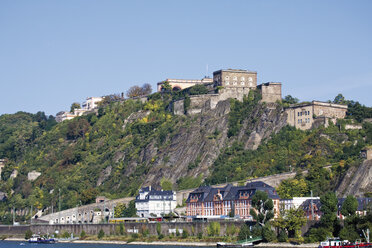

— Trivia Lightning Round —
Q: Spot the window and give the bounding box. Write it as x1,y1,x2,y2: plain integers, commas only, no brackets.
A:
233,76,237,80
233,81,237,85
308,111,310,115
241,81,245,85
241,77,245,81
226,81,230,85
225,76,229,80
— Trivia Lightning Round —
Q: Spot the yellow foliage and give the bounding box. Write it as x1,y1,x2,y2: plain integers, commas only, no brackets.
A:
339,160,345,167
139,117,148,123
144,100,163,112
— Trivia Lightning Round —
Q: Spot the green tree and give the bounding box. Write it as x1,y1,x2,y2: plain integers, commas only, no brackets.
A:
238,223,251,240
161,81,172,91
283,95,299,105
277,178,309,199
250,190,274,226
320,192,338,232
189,84,208,95
341,195,358,217
70,102,81,113
80,188,98,205
285,208,307,239
333,94,346,105
278,229,288,242
262,225,276,242
122,200,137,217
114,203,127,218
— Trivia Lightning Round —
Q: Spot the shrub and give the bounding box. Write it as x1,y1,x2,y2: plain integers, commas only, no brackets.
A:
98,229,105,239
226,224,237,236
182,229,189,239
119,223,125,235
197,232,203,239
156,222,161,235
207,222,220,236
278,229,288,242
62,231,70,239
158,234,164,239
80,230,86,239
262,226,276,242
25,230,33,240
238,224,251,240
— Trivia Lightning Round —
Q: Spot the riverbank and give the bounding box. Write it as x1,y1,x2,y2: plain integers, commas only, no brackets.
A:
3,237,319,247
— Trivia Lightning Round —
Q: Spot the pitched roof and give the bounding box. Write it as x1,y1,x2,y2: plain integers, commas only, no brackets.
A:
186,181,280,203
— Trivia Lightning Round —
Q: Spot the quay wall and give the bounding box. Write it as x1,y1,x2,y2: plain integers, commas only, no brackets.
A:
0,220,319,237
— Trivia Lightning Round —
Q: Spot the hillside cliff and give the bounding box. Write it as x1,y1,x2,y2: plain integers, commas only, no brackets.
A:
0,90,372,215
336,159,372,197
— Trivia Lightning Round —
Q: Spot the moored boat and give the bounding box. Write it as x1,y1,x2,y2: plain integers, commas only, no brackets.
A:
319,237,372,248
28,234,57,244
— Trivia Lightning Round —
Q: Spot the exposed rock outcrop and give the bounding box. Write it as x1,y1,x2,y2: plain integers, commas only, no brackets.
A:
336,159,372,197
136,100,288,187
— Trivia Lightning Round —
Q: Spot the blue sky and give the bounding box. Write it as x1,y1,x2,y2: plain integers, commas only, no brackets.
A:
1,0,371,115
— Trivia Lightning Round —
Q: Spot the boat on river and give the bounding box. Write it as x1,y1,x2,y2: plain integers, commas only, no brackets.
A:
28,234,57,244
319,238,372,248
216,236,262,247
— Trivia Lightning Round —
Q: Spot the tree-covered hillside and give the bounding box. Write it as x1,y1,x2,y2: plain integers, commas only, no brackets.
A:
0,89,372,224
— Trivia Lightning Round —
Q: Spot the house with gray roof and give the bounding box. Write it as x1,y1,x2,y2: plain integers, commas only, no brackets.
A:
186,181,280,220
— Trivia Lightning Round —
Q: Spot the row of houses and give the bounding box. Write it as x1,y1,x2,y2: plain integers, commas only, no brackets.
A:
134,181,371,221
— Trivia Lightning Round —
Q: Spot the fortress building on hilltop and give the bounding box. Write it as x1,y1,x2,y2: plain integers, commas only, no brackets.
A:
213,69,257,88
157,77,213,92
165,68,347,130
285,101,348,130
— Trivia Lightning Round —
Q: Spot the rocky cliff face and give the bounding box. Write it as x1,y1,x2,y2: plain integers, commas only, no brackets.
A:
115,99,289,188
336,159,372,197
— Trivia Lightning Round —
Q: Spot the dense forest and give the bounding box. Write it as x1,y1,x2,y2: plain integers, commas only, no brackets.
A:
0,87,372,226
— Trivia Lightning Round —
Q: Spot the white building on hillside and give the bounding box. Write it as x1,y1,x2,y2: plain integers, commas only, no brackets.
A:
280,197,320,210
135,186,177,218
56,96,103,122
82,97,103,110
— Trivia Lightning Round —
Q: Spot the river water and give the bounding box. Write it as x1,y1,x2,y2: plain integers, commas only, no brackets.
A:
0,241,211,248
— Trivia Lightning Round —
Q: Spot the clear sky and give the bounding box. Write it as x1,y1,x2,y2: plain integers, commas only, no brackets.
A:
1,0,371,116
